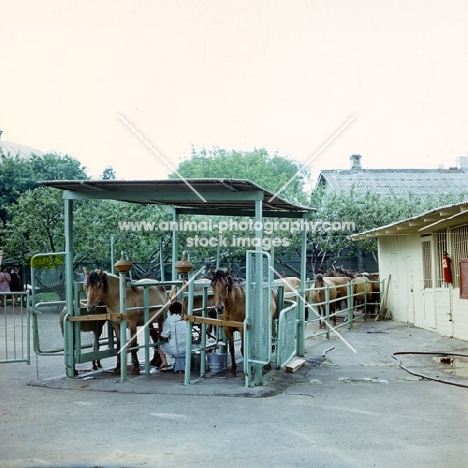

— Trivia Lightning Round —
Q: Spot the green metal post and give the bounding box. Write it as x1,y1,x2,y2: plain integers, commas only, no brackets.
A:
297,213,307,356
347,281,354,328
64,199,75,378
171,209,178,281
119,271,128,381
143,286,150,375
184,270,194,385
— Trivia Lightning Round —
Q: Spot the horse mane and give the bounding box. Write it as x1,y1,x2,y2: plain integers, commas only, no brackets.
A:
211,269,237,289
212,269,227,284
88,270,109,294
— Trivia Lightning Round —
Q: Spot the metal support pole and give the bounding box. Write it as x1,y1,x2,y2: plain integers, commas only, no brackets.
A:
64,199,75,378
297,213,308,356
171,209,179,281
119,271,128,381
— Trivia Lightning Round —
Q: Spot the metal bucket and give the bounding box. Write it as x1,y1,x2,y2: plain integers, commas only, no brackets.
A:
191,352,201,371
207,352,226,373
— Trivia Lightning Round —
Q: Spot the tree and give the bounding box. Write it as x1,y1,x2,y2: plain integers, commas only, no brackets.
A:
101,166,116,180
308,185,468,272
167,147,313,266
173,147,311,205
0,153,87,222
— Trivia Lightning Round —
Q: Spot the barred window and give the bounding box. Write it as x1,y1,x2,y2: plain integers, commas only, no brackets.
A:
422,239,432,289
434,230,447,288
450,225,468,288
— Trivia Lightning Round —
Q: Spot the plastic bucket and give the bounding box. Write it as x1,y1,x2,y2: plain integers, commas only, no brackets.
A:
207,353,226,373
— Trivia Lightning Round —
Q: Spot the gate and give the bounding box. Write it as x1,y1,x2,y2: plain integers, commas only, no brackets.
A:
30,252,98,358
244,250,273,386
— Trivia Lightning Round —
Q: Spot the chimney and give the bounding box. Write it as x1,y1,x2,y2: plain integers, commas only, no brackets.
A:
350,154,362,170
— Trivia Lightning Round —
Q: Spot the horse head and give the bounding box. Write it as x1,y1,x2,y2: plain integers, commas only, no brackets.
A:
84,268,109,312
211,269,233,315
312,274,326,302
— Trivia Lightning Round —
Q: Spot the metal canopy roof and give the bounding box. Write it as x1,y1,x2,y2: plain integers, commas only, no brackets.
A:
41,178,314,217
351,201,468,240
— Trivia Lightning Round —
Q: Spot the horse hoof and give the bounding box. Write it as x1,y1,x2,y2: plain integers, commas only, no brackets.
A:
130,367,140,375
113,368,120,375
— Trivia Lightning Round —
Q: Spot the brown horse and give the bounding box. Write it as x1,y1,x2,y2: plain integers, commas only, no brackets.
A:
84,268,168,375
351,276,373,315
211,269,277,376
310,274,338,329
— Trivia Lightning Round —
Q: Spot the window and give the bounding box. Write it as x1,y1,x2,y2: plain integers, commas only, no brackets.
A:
434,230,447,288
422,240,432,288
450,225,468,288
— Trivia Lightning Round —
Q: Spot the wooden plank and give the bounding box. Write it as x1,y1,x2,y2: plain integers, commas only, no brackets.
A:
183,315,245,329
68,313,123,322
377,274,391,320
285,358,306,373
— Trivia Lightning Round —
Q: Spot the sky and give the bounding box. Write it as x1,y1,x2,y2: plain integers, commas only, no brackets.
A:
2,0,468,184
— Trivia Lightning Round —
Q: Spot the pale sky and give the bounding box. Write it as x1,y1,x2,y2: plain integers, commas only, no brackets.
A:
2,0,468,183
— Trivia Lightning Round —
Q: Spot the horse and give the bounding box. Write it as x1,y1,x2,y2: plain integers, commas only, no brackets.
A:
83,268,169,375
273,276,312,319
59,303,106,373
351,276,373,316
310,274,338,329
211,269,277,376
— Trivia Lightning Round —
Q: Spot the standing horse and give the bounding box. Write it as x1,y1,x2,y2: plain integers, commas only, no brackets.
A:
211,269,277,376
310,274,337,329
351,276,373,316
84,268,168,375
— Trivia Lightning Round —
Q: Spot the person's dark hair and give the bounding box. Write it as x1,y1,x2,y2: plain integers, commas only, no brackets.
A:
169,301,183,315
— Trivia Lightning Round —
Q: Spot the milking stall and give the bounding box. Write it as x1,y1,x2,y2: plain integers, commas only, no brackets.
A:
34,178,319,388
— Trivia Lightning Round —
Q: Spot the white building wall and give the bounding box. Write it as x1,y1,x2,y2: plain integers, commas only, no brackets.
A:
377,234,468,340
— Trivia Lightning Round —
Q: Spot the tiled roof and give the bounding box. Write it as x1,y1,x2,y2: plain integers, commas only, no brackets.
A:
316,168,468,197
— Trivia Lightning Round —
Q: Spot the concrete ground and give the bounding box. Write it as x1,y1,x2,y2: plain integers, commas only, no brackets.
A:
1,318,468,468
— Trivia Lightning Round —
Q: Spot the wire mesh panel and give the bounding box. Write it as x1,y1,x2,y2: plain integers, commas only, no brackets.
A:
30,253,95,355
245,251,272,366
276,301,297,368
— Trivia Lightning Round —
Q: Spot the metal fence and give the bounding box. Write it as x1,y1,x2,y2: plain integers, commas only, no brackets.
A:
0,292,30,364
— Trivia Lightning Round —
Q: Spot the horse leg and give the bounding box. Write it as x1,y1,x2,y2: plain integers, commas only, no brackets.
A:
225,328,236,376
111,322,121,375
130,324,141,375
92,322,103,371
149,325,162,367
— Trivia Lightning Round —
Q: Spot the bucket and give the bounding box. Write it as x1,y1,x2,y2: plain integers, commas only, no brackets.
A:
207,352,226,373
191,352,201,371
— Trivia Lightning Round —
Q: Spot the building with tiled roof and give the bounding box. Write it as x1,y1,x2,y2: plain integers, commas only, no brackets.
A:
315,154,468,197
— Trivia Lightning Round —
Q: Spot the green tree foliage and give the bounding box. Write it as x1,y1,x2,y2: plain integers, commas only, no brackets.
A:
309,185,468,270
173,147,311,205
0,153,87,222
101,166,116,180
168,147,313,265
2,189,170,275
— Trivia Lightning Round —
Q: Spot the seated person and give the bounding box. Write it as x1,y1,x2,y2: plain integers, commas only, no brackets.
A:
158,300,187,371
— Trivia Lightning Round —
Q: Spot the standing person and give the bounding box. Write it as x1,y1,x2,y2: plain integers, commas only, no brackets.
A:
10,265,22,305
157,301,187,371
0,265,11,306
